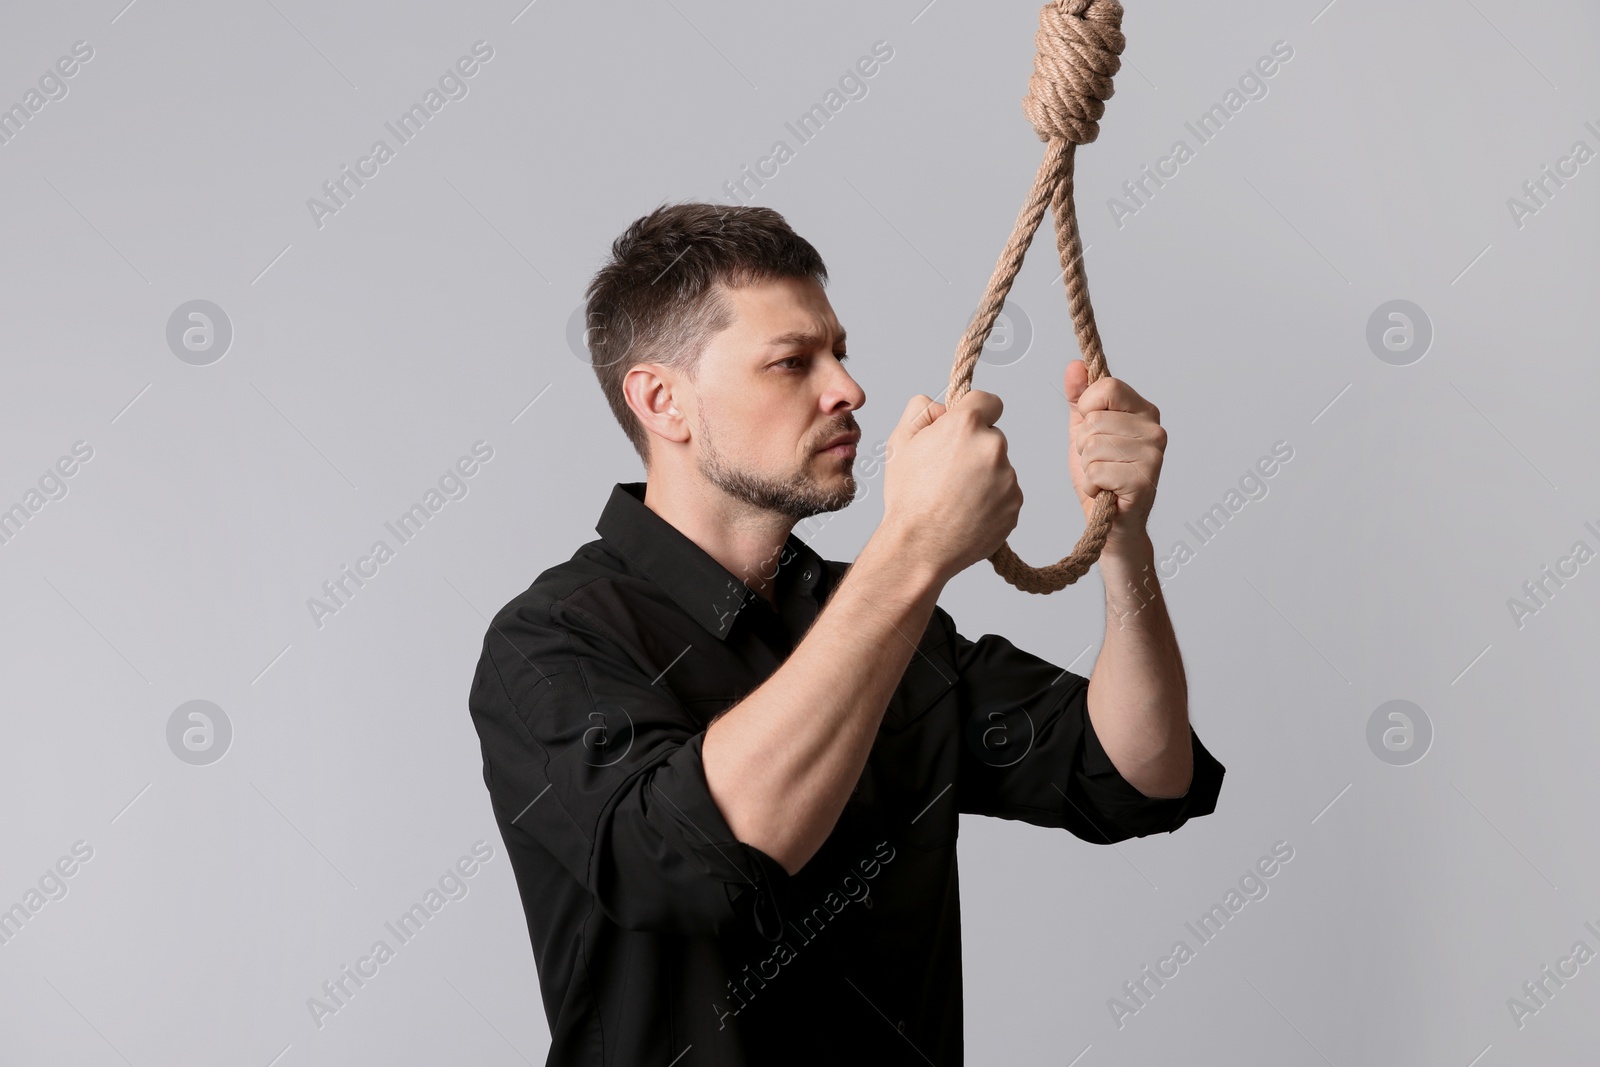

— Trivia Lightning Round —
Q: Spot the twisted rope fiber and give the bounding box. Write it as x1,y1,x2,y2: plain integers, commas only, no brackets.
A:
946,0,1125,594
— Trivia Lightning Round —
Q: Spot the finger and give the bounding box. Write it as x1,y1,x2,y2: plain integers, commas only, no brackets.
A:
954,389,1004,427
1080,411,1164,442
1078,376,1158,417
899,394,945,437
1081,444,1164,493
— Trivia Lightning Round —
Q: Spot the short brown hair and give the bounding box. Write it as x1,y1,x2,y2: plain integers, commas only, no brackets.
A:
582,201,828,467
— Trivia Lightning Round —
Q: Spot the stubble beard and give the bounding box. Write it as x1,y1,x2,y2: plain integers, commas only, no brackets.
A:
696,405,857,522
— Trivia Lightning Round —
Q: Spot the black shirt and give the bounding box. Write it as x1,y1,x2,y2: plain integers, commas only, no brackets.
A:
467,481,1225,1066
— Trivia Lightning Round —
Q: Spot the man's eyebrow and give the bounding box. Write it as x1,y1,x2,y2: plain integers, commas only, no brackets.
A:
762,328,847,349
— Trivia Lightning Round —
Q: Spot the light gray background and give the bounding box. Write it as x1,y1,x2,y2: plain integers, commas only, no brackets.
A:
2,0,1597,1063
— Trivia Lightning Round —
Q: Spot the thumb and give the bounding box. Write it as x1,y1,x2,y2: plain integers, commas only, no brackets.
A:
1063,359,1089,406
899,394,946,438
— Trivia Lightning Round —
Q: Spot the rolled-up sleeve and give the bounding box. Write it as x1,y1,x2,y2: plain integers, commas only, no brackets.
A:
468,596,789,936
945,609,1225,844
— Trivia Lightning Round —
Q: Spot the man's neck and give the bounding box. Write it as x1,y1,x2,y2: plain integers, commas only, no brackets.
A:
642,477,794,604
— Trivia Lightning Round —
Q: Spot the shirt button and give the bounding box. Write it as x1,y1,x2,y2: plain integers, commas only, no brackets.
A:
801,569,812,581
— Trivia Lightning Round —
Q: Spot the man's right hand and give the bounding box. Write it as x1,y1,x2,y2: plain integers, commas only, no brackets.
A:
880,391,1023,586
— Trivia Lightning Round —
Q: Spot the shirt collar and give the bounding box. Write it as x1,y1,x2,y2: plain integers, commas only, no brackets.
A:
595,482,826,641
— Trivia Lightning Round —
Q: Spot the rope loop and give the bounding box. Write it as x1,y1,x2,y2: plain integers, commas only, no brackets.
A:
945,0,1128,594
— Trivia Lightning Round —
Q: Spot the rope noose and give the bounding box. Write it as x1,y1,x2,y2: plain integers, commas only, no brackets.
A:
946,0,1125,594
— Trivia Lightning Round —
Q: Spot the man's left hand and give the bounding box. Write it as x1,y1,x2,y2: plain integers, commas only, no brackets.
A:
1063,359,1165,554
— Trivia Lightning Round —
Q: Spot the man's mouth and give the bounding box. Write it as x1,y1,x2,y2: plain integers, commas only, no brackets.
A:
818,431,860,455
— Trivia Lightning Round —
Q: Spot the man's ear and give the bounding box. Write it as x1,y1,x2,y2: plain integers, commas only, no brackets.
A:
625,364,690,446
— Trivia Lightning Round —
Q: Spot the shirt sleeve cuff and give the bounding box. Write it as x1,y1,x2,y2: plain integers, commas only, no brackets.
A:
1076,710,1226,838
647,731,795,941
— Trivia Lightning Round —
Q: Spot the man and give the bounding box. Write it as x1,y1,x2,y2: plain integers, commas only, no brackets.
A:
467,201,1224,1065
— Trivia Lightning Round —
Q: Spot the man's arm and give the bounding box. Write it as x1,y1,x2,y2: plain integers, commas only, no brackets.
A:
1089,530,1193,799
703,390,1021,877
1059,357,1194,802
702,523,941,876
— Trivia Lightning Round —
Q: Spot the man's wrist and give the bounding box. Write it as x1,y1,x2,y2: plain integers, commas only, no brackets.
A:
1099,526,1154,570
1097,528,1159,627
862,520,947,604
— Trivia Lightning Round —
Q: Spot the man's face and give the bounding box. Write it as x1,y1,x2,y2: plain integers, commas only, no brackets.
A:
686,275,865,522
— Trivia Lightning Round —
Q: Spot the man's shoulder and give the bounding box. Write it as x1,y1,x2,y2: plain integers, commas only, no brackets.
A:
488,537,643,632
480,537,714,678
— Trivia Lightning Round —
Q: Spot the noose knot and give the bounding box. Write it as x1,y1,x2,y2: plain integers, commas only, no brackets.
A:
1021,0,1126,145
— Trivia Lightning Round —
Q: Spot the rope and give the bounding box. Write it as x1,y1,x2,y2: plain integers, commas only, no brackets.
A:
946,0,1126,594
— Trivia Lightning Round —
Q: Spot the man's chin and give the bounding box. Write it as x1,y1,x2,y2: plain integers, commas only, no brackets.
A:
776,477,853,521
698,454,856,521
813,477,859,515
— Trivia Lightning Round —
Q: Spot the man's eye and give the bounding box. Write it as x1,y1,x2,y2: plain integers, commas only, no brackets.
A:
775,352,846,370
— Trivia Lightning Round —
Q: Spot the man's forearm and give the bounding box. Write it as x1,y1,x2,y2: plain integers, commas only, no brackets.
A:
702,523,944,876
1086,531,1193,798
